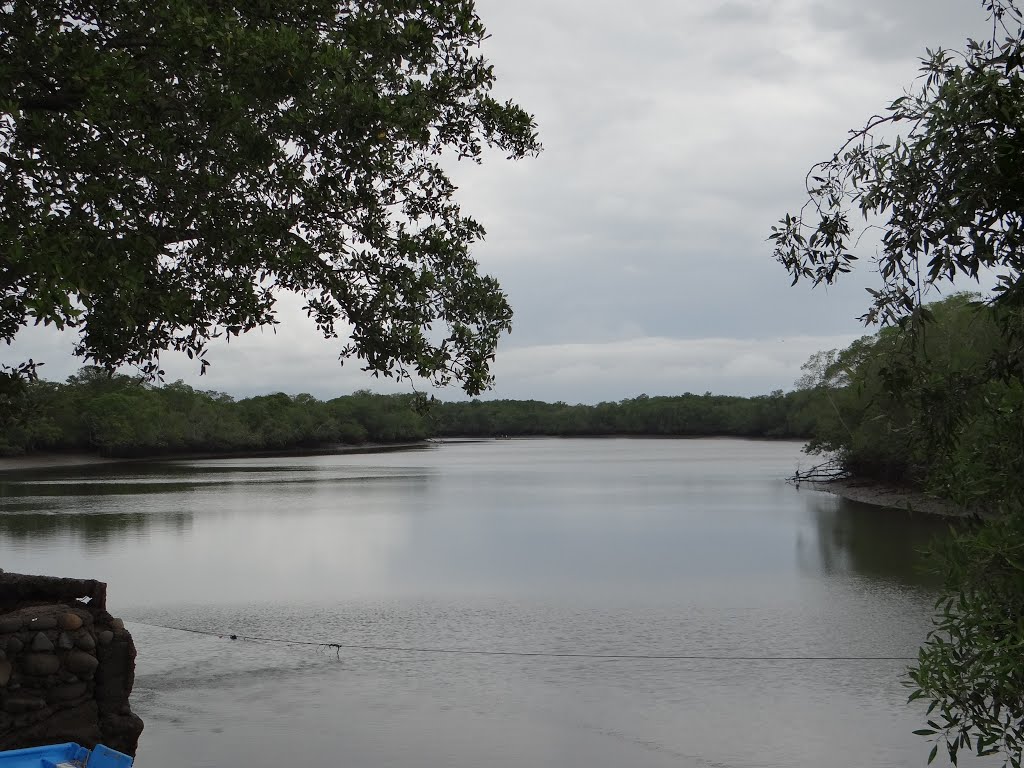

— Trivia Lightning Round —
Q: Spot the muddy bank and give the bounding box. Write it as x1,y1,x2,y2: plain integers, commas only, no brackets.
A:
0,454,119,473
0,442,432,474
805,477,978,518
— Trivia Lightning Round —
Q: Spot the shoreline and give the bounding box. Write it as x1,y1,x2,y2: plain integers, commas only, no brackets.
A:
0,453,121,472
804,476,977,518
0,441,434,474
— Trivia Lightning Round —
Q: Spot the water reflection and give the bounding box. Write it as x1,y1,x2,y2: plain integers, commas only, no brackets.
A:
0,455,434,565
0,442,967,595
0,440,991,768
0,510,193,546
0,480,206,497
0,462,426,500
799,494,958,588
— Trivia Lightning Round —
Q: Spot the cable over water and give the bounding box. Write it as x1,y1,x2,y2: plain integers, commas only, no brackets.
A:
128,620,917,662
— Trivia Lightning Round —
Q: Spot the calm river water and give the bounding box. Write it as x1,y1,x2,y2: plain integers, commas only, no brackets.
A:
0,438,989,767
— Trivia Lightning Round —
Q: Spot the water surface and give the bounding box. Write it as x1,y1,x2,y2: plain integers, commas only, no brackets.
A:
0,438,981,767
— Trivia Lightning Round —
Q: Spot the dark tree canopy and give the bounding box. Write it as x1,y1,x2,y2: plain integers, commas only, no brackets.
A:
771,0,1024,338
0,369,818,458
771,2,1024,765
0,0,539,394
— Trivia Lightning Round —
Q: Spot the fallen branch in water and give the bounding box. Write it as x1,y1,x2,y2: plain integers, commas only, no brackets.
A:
789,458,849,487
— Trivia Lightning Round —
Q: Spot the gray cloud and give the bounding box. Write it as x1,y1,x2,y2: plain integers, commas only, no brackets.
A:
808,0,990,61
3,320,860,404
1,0,990,401
486,333,861,402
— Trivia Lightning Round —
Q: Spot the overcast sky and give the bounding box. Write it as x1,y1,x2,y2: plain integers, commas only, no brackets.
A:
2,0,994,403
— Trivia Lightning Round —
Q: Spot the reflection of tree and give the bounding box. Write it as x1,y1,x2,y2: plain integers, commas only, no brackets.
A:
0,511,192,546
799,496,957,588
0,479,203,498
0,458,429,501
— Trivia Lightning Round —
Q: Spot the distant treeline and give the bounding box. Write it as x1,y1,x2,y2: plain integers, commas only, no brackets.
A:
9,293,1012,502
0,367,829,458
429,393,821,439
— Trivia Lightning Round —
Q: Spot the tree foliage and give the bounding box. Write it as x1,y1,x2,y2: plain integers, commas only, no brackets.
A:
796,293,1023,505
0,367,823,458
1,0,539,395
430,389,816,439
771,2,1024,763
771,0,1024,340
0,367,434,456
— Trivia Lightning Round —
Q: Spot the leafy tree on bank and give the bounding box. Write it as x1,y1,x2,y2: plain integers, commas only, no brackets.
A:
794,292,1019,499
1,0,540,402
771,1,1024,762
0,366,826,457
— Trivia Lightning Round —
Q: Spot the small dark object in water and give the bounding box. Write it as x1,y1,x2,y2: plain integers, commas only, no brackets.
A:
230,634,238,640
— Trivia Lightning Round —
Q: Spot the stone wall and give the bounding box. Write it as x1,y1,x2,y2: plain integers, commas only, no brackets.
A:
0,572,143,755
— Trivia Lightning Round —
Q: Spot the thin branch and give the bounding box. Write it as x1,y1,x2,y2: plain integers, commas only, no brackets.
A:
17,93,84,112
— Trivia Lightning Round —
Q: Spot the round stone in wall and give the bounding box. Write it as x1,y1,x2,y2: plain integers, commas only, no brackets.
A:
58,613,84,632
20,654,60,677
27,617,58,632
63,651,99,676
30,633,54,653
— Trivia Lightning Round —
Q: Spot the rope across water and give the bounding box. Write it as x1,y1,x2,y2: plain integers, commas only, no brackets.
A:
127,620,917,662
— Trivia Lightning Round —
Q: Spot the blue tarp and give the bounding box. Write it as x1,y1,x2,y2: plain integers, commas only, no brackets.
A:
0,743,132,768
